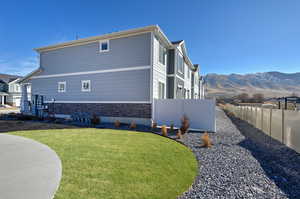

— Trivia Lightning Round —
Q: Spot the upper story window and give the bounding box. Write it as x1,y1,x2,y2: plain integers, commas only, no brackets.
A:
15,84,20,92
159,44,166,65
58,81,66,93
99,40,109,52
194,74,198,85
177,55,184,74
81,80,91,92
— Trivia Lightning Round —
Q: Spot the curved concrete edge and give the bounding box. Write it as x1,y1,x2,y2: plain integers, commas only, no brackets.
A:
0,133,62,199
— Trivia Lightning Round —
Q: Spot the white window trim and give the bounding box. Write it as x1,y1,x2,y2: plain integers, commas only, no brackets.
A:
81,80,91,92
177,54,184,75
158,81,165,99
99,40,109,53
158,44,166,66
58,81,66,93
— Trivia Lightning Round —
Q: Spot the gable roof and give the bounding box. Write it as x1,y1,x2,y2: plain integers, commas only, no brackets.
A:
35,25,173,53
171,40,184,45
0,74,21,83
17,68,43,84
174,40,199,72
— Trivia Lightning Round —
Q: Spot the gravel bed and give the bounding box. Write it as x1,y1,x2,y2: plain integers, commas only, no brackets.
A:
179,108,300,199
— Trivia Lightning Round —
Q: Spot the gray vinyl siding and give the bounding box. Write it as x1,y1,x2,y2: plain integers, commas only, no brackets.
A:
39,33,151,76
30,69,150,102
167,49,175,74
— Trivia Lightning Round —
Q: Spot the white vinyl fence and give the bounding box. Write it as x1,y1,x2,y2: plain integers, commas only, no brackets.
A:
225,104,300,153
153,99,216,132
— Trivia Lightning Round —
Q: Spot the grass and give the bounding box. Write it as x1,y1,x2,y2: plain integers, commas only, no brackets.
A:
11,128,198,199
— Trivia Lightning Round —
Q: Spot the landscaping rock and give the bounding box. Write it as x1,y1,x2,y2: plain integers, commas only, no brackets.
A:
179,108,300,199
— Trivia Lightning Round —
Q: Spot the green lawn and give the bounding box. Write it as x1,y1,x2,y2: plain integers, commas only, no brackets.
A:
11,128,197,199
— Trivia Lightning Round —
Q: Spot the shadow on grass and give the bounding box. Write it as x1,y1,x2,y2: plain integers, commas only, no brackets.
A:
227,113,300,199
0,120,80,133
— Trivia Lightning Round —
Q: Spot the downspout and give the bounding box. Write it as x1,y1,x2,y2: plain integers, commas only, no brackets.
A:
150,32,154,125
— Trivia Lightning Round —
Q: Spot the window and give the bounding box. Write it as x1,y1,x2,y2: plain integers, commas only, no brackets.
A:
187,67,190,79
194,75,198,85
177,55,184,74
58,82,66,93
99,40,109,52
159,44,166,65
15,84,20,92
81,80,91,92
158,82,165,99
176,85,183,99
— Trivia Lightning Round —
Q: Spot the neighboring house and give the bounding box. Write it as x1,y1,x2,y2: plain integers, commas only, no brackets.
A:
0,74,31,107
8,78,31,107
19,25,204,124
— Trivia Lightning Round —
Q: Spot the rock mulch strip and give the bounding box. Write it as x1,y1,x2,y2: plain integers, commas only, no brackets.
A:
179,108,300,199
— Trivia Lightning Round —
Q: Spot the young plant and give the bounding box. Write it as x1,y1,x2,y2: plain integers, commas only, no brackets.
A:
152,122,157,130
91,114,100,127
170,123,174,133
161,125,168,137
129,121,137,129
176,129,183,139
180,115,190,134
201,132,212,148
114,120,121,128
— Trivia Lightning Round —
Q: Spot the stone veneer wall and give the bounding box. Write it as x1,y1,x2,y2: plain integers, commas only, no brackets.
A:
46,103,152,118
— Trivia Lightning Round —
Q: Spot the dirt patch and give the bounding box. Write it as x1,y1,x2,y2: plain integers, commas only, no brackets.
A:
0,120,79,133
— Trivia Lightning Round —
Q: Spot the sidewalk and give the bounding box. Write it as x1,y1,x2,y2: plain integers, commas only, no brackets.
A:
0,134,62,199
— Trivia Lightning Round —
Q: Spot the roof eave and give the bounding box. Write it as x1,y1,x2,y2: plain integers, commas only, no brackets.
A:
17,68,43,84
35,25,160,53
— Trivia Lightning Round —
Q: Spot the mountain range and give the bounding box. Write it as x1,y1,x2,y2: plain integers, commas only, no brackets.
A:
204,71,300,98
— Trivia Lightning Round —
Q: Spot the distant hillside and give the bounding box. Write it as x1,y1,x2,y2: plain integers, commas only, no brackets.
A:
204,71,300,98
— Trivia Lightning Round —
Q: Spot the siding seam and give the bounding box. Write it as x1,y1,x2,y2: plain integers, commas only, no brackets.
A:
44,101,152,103
32,65,151,79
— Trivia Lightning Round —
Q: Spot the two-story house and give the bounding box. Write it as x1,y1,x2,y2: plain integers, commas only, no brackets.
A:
7,78,31,107
0,74,31,107
19,25,204,125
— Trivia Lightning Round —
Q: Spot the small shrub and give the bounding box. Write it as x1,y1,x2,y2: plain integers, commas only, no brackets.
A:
91,114,100,127
228,112,235,117
161,125,168,137
201,132,212,148
169,123,174,133
180,115,190,134
176,129,183,139
152,122,157,130
129,121,137,129
114,120,121,128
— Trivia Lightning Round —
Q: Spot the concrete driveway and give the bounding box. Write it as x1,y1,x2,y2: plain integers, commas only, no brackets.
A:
0,134,62,199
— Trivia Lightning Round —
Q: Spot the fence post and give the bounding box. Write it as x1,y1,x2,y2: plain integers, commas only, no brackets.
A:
255,107,257,127
269,108,272,138
282,109,285,144
261,108,264,131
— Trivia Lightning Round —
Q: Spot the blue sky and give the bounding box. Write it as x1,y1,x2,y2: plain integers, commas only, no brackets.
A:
1,0,300,76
